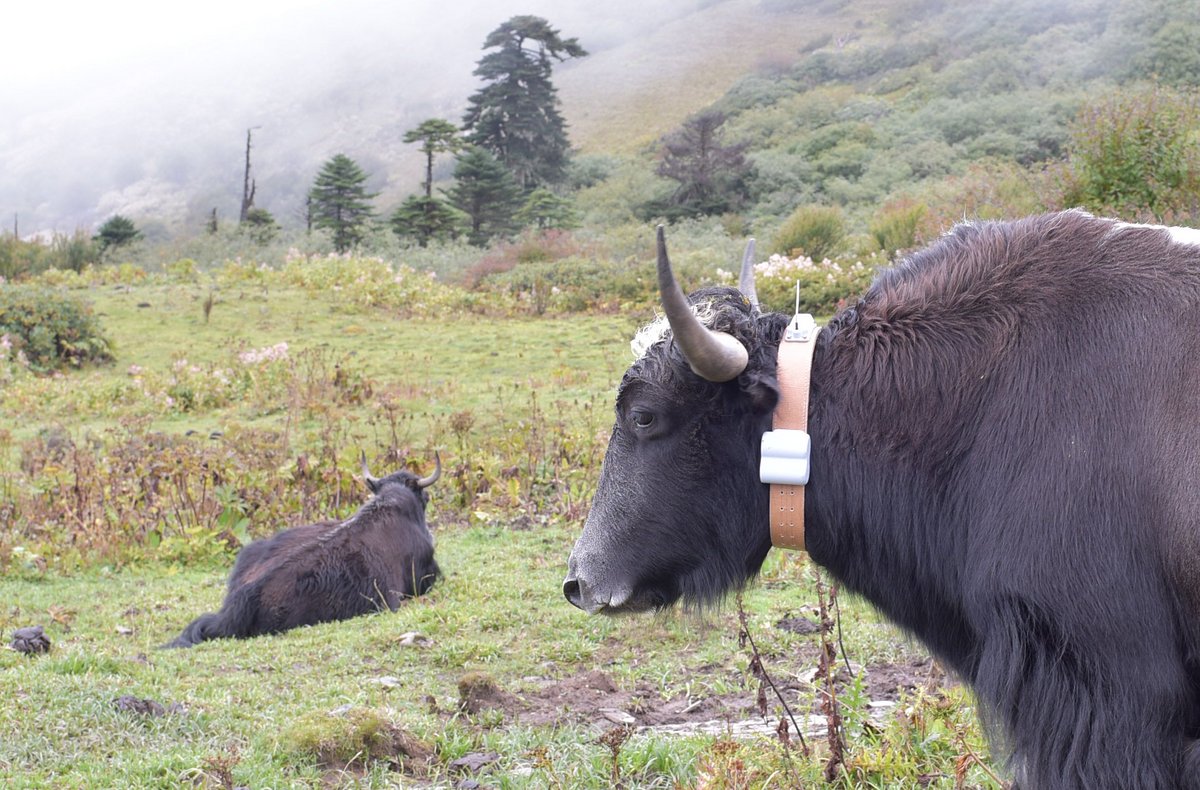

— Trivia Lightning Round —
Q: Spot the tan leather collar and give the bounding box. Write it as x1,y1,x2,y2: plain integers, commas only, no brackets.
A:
767,317,820,551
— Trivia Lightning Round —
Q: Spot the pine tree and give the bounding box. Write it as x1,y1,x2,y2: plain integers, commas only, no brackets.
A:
242,207,279,244
462,16,587,190
390,196,462,247
516,187,579,230
392,119,465,246
404,119,463,199
94,215,141,253
446,147,523,246
308,154,377,252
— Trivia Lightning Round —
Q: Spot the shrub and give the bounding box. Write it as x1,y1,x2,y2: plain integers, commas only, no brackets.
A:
772,204,846,259
1057,85,1200,222
276,250,497,316
0,286,114,371
164,258,200,282
720,251,882,316
908,161,1047,240
869,199,929,256
49,230,99,273
479,256,649,314
0,235,58,280
29,263,148,289
463,229,585,287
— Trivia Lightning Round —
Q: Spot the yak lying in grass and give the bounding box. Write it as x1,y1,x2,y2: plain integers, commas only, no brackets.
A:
166,454,440,648
565,211,1200,788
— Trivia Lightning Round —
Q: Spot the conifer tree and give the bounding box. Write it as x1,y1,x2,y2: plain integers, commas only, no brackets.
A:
462,16,587,190
94,214,141,253
242,207,279,244
390,197,462,247
392,119,465,246
404,119,463,199
516,187,578,230
308,154,377,252
445,147,523,246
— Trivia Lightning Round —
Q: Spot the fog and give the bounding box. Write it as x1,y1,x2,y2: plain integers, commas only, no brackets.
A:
1,0,707,237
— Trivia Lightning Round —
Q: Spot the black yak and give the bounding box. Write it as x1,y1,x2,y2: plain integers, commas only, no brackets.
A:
564,211,1200,788
167,453,441,648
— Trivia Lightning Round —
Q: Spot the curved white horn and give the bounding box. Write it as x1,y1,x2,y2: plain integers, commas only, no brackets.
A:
657,226,749,382
738,238,759,311
416,452,441,489
360,450,381,488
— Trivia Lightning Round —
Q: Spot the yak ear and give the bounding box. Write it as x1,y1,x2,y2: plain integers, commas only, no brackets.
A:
740,368,779,415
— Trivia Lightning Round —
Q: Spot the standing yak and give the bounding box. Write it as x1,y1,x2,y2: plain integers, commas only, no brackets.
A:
564,211,1200,789
167,454,441,648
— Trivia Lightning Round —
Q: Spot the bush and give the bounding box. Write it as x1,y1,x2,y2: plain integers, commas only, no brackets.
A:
869,199,928,256
0,232,101,280
463,230,586,287
1057,85,1200,221
29,263,148,289
0,286,114,372
49,230,99,273
272,251,502,316
772,204,846,258
479,256,649,314
164,258,200,282
725,250,882,316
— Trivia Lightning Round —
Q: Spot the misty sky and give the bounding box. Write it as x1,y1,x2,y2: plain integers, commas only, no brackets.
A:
5,0,645,113
3,0,697,234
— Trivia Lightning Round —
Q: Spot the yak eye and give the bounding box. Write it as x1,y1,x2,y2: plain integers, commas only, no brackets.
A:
630,410,655,429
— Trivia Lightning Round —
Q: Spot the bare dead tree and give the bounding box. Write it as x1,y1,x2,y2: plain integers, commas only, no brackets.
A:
239,127,261,223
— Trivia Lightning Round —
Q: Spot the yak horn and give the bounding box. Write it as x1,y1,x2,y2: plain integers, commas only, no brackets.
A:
360,450,380,488
657,226,749,382
738,238,759,311
416,452,441,489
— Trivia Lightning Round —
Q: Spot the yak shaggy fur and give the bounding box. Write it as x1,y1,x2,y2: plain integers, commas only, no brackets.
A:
806,211,1200,788
571,210,1200,788
166,466,439,648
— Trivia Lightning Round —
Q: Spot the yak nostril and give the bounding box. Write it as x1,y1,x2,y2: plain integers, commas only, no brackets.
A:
563,577,584,609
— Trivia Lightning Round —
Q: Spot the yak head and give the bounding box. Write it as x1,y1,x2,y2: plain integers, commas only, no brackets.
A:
564,229,789,614
360,452,442,509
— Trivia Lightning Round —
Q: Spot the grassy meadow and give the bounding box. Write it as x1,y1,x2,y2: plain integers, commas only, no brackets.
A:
0,261,1005,788
5,0,1199,784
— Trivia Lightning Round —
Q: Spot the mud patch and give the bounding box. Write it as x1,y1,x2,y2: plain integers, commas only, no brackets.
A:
463,656,950,740
861,656,950,701
458,671,516,715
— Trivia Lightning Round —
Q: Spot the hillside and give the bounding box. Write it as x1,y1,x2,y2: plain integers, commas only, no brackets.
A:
3,0,1196,241
3,0,827,237
557,0,894,153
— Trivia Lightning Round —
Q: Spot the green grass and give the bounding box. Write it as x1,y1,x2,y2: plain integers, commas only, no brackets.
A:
0,530,995,788
0,274,1004,788
5,282,635,437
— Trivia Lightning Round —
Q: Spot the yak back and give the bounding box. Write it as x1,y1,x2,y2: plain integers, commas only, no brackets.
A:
245,479,437,626
173,476,437,646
